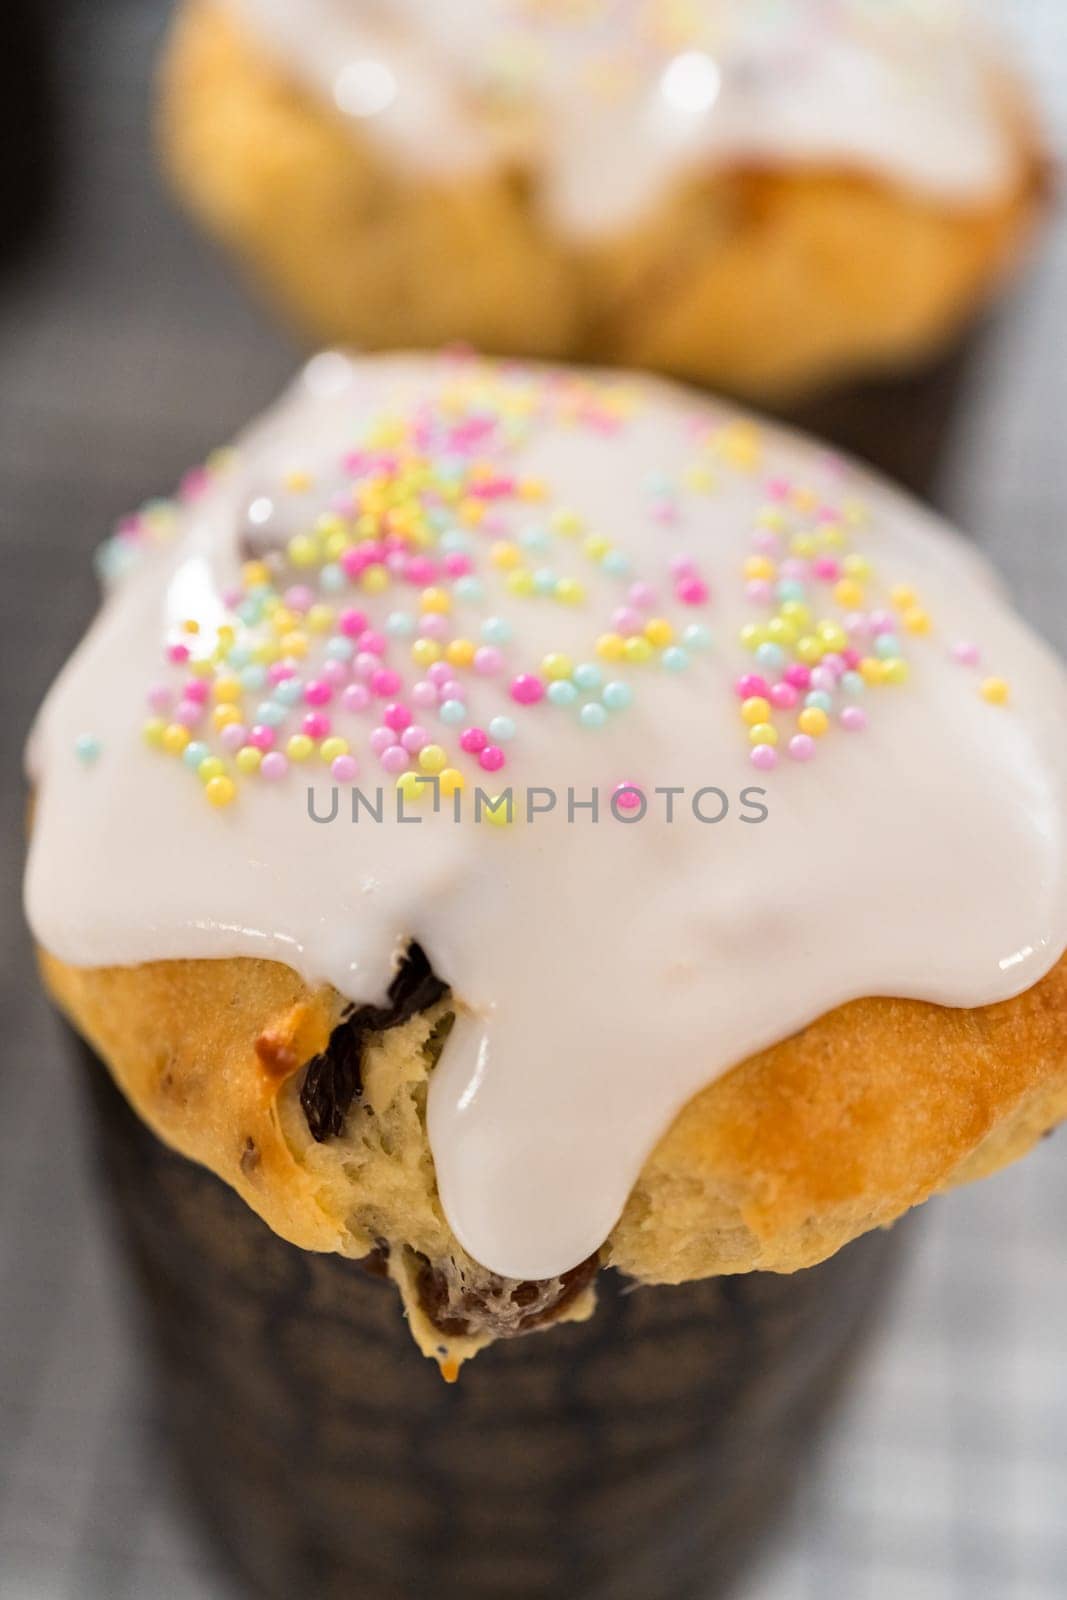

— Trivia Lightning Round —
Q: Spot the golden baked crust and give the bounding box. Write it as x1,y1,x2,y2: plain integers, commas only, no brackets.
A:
39,946,1067,1367
158,0,1047,400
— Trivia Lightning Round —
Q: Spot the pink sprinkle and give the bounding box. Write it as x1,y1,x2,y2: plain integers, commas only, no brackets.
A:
510,674,545,706
869,610,895,636
750,745,778,772
443,552,473,578
249,725,276,751
352,653,377,682
437,680,462,703
479,746,505,773
460,727,489,754
840,706,868,733
220,724,248,753
146,684,172,713
303,712,331,740
474,646,503,676
174,701,204,728
752,530,780,554
427,662,453,688
770,683,799,711
735,674,770,700
613,607,643,637
284,585,314,613
183,679,210,704
412,681,437,709
339,609,368,638
766,477,791,501
167,643,190,664
401,725,428,754
676,577,709,606
628,582,657,610
405,556,438,585
386,551,407,577
650,500,677,525
268,663,295,684
844,613,870,639
381,744,409,774
780,558,810,582
321,661,348,687
842,648,862,670
788,734,816,763
357,630,386,657
304,680,332,707
331,755,359,782
613,783,643,813
669,554,697,579
745,579,774,606
419,613,448,640
384,703,412,732
821,653,846,678
369,727,394,756
810,667,836,694
952,641,980,667
784,664,811,690
341,682,370,714
812,557,840,582
260,752,288,781
370,668,401,697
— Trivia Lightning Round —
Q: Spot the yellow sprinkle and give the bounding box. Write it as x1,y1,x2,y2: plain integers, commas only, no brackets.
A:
981,676,1010,706
286,734,313,762
743,556,776,582
518,477,546,501
541,653,574,681
902,607,931,636
506,569,536,597
643,618,674,648
798,707,829,738
490,541,521,570
819,525,846,549
790,534,816,559
188,658,214,679
748,722,778,747
439,768,465,798
204,775,236,808
235,746,262,774
306,604,334,633
212,705,241,731
833,579,865,610
859,657,886,686
583,534,611,561
396,771,426,805
361,566,389,595
796,635,824,664
142,718,165,748
683,465,716,493
446,638,476,669
843,554,871,579
162,723,190,755
182,618,200,636
741,697,771,726
412,638,441,668
482,794,513,828
270,608,296,636
283,469,312,493
551,508,584,537
882,659,910,685
596,632,625,661
287,535,319,568
779,601,811,628
213,676,242,704
280,631,308,659
419,744,447,775
242,560,270,588
320,737,349,763
791,487,817,513
555,577,585,605
623,636,653,665
757,507,786,532
197,756,224,782
420,587,451,615
891,585,918,609
816,622,848,653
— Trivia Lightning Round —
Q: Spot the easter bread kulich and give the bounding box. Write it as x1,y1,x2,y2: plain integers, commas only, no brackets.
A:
158,0,1046,399
27,351,1067,1369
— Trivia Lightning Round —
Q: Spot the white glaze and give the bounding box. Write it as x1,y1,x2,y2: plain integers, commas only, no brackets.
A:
219,0,1021,235
25,352,1067,1279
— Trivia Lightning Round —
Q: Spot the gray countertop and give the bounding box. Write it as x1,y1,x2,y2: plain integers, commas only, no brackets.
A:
2,3,1065,1597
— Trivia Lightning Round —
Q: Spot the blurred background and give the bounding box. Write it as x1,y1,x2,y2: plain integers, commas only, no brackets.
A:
2,2,1066,1597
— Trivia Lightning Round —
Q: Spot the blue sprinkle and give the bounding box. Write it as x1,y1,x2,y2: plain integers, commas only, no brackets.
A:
548,681,578,707
603,552,632,579
182,741,210,771
273,679,303,706
573,662,602,691
755,642,786,672
240,664,269,690
682,623,713,651
533,567,557,594
488,715,516,743
580,702,608,730
602,681,634,710
805,691,833,713
874,634,901,660
453,577,484,604
840,671,865,698
256,702,287,726
481,616,512,646
386,611,415,637
440,699,467,725
75,733,102,766
662,647,691,673
776,579,806,604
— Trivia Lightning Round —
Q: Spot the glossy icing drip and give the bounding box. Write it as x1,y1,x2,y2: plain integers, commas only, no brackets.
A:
219,0,1021,234
25,351,1067,1277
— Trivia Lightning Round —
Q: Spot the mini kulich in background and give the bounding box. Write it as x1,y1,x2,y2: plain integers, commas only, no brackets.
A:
158,0,1047,490
25,351,1067,1597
